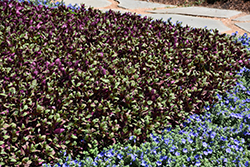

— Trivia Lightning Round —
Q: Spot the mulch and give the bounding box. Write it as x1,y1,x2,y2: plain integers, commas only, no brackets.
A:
143,0,250,14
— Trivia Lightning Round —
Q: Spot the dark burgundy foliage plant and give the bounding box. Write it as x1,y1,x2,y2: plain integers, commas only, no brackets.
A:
1,0,250,166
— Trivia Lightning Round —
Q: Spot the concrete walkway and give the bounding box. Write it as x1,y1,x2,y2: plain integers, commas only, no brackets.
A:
60,0,250,37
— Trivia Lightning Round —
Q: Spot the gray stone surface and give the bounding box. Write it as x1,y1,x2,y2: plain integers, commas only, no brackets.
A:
62,0,111,9
146,6,242,18
98,8,231,33
138,13,231,33
232,15,250,21
115,0,173,9
99,8,133,14
235,23,250,33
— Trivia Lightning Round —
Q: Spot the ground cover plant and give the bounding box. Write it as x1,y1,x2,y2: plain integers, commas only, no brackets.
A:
1,0,250,166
